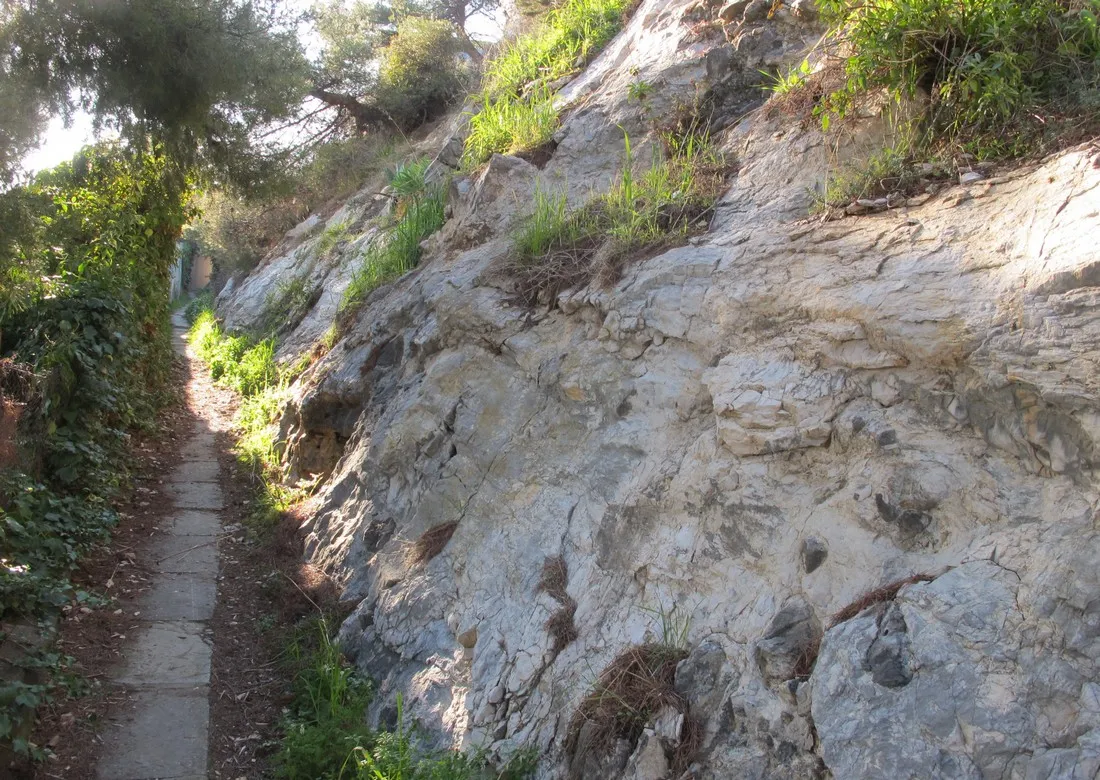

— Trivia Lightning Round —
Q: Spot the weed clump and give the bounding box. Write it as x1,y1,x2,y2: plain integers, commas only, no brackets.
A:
819,0,1100,147
338,159,447,319
275,619,540,779
505,128,728,306
781,0,1100,209
538,555,579,652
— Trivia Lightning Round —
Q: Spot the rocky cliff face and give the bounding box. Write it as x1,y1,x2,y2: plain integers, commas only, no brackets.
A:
216,1,1100,776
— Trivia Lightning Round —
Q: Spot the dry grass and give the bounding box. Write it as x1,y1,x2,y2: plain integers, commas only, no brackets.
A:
565,643,691,778
671,713,703,774
410,520,459,565
538,555,579,652
503,235,602,308
538,555,570,601
828,573,935,628
792,633,822,678
546,601,580,652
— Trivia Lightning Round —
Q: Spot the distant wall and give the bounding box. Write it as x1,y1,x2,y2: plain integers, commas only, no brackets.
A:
190,255,213,291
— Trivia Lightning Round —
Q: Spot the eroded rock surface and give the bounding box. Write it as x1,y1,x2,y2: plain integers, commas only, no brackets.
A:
216,0,1100,775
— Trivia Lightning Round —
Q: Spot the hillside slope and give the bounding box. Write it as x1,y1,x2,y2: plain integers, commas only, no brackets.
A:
216,1,1100,777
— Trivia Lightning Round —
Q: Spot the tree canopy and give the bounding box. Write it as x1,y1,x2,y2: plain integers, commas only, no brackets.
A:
1,0,310,185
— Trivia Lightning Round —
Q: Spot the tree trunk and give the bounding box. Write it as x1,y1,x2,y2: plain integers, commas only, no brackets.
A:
308,89,389,132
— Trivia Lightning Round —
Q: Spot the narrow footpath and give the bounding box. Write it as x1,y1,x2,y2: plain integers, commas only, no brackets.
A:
95,313,224,780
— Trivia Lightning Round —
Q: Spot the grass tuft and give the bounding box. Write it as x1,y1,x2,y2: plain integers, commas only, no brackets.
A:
565,644,693,778
339,161,448,320
461,0,634,168
504,127,728,306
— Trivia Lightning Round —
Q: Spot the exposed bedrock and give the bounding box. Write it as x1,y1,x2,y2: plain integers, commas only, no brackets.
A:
217,0,1100,775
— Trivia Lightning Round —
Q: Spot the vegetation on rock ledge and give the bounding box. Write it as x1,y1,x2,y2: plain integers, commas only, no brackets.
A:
775,0,1100,208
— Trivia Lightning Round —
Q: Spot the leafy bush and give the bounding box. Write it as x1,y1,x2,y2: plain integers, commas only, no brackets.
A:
816,0,1100,155
0,144,190,756
184,289,215,324
462,0,633,167
375,17,472,130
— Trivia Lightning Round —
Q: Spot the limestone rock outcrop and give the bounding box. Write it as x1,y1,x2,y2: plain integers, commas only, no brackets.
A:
216,0,1100,776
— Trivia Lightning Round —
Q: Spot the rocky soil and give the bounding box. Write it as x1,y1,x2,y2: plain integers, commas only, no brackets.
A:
215,0,1100,776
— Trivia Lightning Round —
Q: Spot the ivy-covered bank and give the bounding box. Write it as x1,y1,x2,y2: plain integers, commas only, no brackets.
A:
0,146,191,758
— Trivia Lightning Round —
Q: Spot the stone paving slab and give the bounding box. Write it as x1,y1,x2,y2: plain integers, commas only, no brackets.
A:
180,436,217,461
97,319,221,779
169,459,220,483
138,572,217,621
167,510,221,537
96,688,208,780
165,481,225,510
153,534,218,574
114,621,211,687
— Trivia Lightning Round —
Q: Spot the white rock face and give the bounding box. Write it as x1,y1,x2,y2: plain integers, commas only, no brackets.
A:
217,0,1100,776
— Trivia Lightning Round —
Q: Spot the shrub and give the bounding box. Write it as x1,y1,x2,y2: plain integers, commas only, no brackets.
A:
0,145,190,757
816,0,1100,154
375,18,471,130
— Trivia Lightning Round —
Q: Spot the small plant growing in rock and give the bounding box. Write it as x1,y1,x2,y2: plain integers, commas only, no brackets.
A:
627,79,653,101
504,127,728,305
317,221,351,258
